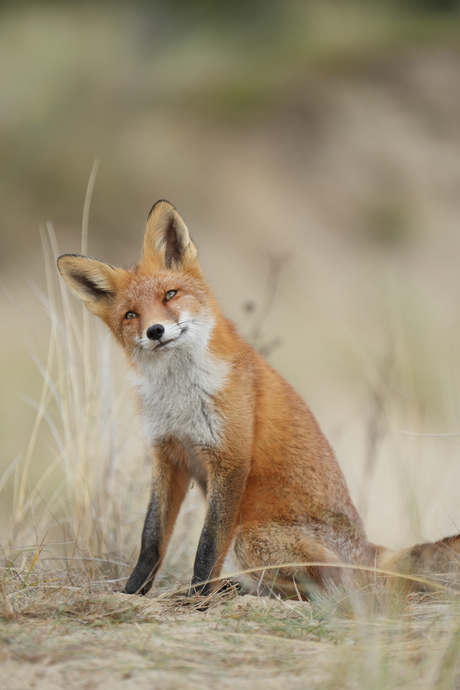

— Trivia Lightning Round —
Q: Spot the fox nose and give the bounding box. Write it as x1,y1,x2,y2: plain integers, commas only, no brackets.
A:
146,324,165,341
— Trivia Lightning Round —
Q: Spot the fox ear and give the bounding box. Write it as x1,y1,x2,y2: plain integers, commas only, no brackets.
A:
142,200,198,269
57,254,124,315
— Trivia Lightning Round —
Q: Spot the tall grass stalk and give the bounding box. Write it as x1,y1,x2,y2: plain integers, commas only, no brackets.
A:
0,180,155,585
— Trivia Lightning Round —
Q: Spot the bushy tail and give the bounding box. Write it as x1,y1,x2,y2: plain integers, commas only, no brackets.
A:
377,534,460,588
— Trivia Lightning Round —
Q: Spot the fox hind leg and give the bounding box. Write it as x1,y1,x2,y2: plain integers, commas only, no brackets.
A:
232,522,347,599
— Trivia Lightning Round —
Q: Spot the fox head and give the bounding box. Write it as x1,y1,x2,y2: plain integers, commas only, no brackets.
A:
57,200,216,363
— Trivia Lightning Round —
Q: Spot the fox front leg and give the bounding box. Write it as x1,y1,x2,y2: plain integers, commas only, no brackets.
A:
190,465,249,597
124,452,189,595
124,490,162,595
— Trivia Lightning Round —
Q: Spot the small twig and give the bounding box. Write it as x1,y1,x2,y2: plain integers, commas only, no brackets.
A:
246,254,287,356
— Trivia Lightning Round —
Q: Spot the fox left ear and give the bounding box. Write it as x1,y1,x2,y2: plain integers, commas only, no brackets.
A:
142,200,198,270
57,254,125,316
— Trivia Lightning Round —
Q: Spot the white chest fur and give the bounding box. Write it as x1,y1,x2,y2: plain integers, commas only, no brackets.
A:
131,343,230,451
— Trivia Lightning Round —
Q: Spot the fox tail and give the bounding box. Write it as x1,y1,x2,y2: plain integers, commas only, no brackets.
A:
377,534,460,587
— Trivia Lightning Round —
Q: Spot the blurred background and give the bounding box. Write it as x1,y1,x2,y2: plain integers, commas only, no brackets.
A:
2,0,460,576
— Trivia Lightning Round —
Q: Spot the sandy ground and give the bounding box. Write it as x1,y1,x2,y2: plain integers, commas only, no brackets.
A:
2,590,460,690
1,595,331,690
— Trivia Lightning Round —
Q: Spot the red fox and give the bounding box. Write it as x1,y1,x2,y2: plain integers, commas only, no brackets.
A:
58,200,460,597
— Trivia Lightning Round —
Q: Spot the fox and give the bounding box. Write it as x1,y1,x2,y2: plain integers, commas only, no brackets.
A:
57,199,460,598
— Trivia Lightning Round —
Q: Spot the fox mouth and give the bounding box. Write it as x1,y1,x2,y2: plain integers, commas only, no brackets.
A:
155,339,174,349
154,326,188,350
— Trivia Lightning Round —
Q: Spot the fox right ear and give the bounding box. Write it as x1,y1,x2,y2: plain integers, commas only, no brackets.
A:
142,200,198,270
57,254,124,315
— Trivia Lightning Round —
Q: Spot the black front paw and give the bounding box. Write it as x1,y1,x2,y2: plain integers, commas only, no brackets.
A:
214,578,245,595
123,565,155,596
187,577,243,598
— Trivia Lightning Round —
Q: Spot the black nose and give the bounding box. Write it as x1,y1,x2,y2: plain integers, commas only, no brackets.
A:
146,324,165,341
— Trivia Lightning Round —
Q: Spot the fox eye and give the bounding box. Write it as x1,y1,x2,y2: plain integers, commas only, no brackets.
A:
164,290,177,301
124,311,138,320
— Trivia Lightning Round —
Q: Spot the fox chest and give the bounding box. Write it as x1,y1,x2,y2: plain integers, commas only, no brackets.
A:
133,352,230,451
